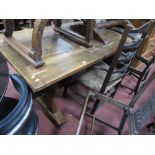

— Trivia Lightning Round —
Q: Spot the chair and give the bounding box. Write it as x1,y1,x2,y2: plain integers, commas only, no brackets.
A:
119,20,155,95
76,71,155,135
63,21,150,114
111,20,153,41
127,53,155,94
111,21,155,134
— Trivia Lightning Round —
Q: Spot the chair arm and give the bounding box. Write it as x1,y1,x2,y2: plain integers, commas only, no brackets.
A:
91,90,130,111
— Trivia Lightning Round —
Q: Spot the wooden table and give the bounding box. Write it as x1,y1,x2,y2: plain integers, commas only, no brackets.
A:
0,26,130,127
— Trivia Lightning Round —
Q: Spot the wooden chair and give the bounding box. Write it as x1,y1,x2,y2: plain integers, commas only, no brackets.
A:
108,21,155,134
76,71,155,135
119,20,155,95
127,53,155,94
111,20,153,41
63,22,147,115
90,20,154,114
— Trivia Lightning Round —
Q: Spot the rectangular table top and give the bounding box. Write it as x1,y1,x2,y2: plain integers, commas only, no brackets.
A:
0,26,127,92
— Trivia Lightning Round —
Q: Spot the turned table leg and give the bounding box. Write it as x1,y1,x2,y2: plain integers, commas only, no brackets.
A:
37,84,67,128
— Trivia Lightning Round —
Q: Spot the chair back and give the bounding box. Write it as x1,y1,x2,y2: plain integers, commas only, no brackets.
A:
99,21,151,94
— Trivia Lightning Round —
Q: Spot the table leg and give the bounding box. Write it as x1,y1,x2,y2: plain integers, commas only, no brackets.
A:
37,84,67,128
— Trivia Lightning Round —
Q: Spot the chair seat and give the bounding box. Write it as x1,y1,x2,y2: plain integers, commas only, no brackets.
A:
111,27,142,41
77,61,121,92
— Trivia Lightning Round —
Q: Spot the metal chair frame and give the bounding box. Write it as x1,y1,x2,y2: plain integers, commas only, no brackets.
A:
76,71,155,135
63,22,152,117
89,22,151,114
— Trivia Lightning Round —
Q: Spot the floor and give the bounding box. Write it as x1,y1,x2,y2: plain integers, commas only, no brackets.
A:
5,63,155,135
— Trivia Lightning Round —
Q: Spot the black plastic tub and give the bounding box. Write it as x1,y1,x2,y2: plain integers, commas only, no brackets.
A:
0,75,39,135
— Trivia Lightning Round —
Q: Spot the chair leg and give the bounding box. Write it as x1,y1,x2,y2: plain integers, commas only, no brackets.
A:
118,111,128,135
91,99,100,114
76,91,91,135
63,85,68,98
91,83,119,114
111,83,120,97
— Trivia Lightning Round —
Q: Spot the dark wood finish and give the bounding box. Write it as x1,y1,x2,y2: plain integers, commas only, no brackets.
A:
31,19,48,62
85,19,95,42
0,27,126,92
141,24,155,58
129,19,149,28
75,22,154,133
94,20,127,45
3,19,15,37
54,19,95,47
91,23,137,114
96,19,125,29
0,27,128,127
53,19,62,27
122,21,155,95
3,36,44,68
100,24,131,94
131,20,155,67
93,28,106,44
2,19,126,68
54,20,124,46
3,19,46,68
37,84,67,127
3,19,109,68
63,23,136,114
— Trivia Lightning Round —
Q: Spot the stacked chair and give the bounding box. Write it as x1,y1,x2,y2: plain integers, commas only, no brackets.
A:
112,20,155,95
76,71,155,135
63,20,154,134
